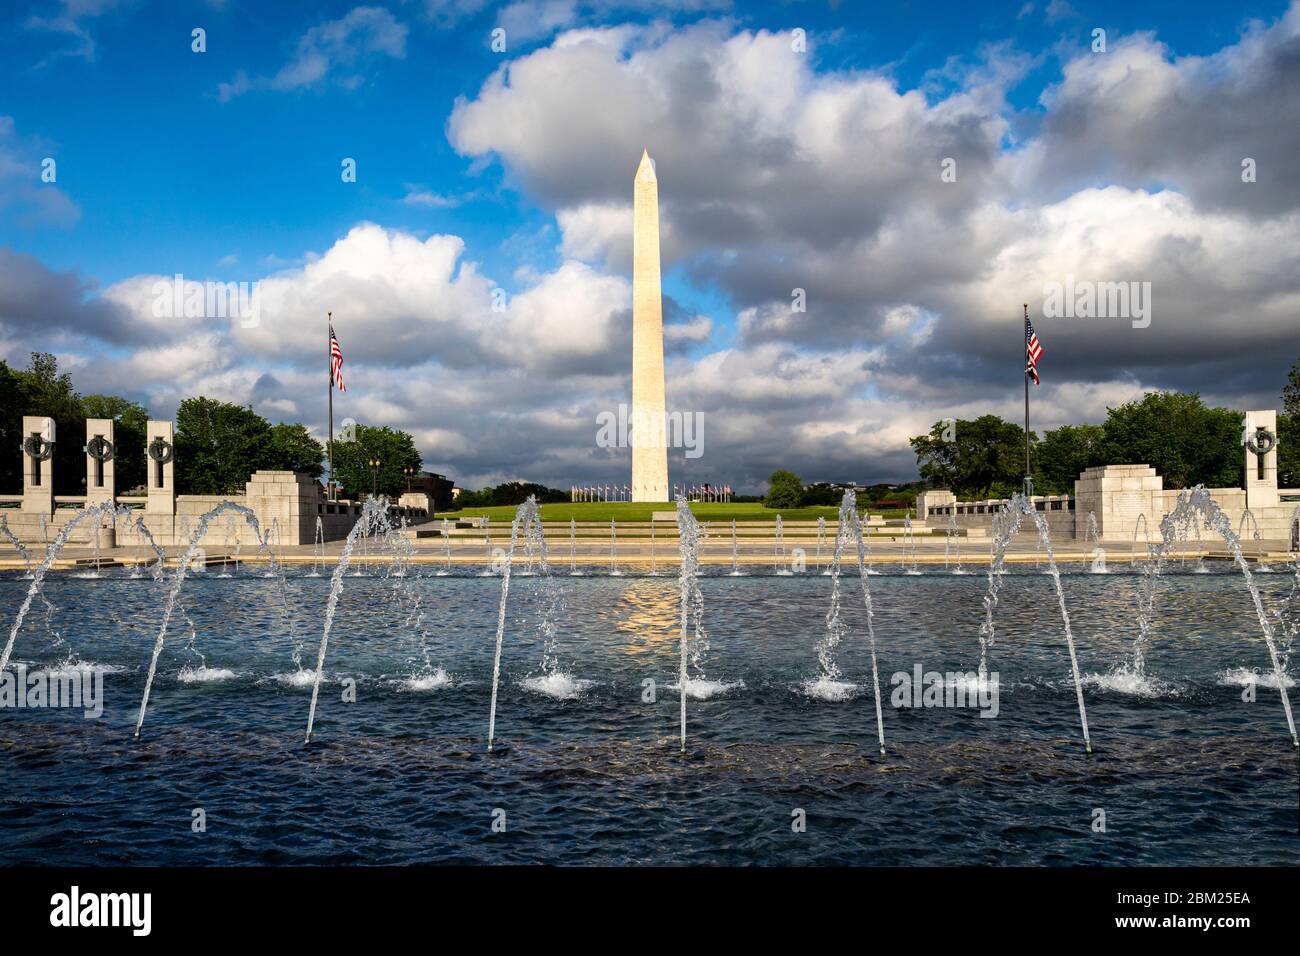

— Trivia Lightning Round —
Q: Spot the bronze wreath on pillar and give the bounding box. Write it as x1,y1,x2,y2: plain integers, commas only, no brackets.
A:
84,436,116,461
21,436,55,461
147,437,174,464
1245,428,1276,457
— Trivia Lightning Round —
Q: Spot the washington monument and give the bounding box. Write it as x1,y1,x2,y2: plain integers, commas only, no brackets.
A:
631,149,669,501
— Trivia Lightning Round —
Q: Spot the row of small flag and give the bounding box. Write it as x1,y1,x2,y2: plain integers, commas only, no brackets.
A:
570,484,734,502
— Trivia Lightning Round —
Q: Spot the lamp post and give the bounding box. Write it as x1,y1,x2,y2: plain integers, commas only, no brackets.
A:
404,466,415,492
369,457,381,497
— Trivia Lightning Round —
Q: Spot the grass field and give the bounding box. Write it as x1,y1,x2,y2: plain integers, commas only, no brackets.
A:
440,501,909,522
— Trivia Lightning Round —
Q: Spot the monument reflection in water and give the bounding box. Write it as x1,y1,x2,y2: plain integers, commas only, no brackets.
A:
0,490,1298,866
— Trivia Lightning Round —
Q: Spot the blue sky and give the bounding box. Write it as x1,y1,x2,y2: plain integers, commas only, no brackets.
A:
2,0,1299,490
5,0,1279,283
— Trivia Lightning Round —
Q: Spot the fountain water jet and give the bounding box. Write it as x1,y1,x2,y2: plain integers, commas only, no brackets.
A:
773,515,788,575
976,495,1093,753
816,516,827,573
486,498,534,750
135,500,271,737
901,512,919,574
438,517,453,575
568,517,577,575
674,497,704,751
847,494,888,754
944,513,966,574
730,518,741,576
304,497,394,743
1238,510,1269,570
2,501,139,677
0,515,32,576
311,516,324,576
1131,514,1153,567
1124,487,1298,747
650,519,657,575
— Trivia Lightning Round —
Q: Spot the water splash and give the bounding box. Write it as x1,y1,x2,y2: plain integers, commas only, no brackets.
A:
485,497,535,750
1084,511,1099,547
976,495,1093,753
730,518,742,576
1237,509,1268,570
517,502,568,685
381,517,443,683
136,501,269,737
809,494,857,703
1125,487,1297,747
0,515,32,576
773,514,787,575
944,512,966,574
569,517,577,574
608,519,619,576
303,497,394,743
675,496,707,751
845,492,887,753
2,501,138,678
901,512,919,574
1131,514,1153,567
650,518,658,575
311,516,324,576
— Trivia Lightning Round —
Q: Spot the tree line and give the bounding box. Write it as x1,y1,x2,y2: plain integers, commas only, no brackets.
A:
910,369,1300,499
0,353,423,500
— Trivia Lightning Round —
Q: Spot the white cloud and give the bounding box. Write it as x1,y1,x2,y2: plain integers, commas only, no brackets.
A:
0,117,80,227
218,6,408,101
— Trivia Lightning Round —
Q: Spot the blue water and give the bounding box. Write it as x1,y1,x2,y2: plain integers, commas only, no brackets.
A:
0,563,1297,865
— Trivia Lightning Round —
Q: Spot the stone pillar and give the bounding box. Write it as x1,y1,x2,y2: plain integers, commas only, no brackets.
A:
245,470,321,545
1074,464,1163,540
21,416,55,514
915,489,955,521
1243,409,1279,509
399,492,432,514
84,418,116,506
146,420,175,515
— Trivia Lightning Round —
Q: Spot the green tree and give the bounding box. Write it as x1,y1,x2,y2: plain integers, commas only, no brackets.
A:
331,424,422,499
1283,357,1300,418
482,481,568,505
1277,415,1299,489
801,482,844,506
1098,392,1241,489
763,469,804,509
16,352,86,495
266,422,324,479
81,394,149,493
1036,423,1105,495
174,397,277,495
451,488,490,509
910,415,1030,499
0,360,26,494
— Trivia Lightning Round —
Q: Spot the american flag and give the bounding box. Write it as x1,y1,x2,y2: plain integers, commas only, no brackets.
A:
330,325,346,392
1025,312,1042,386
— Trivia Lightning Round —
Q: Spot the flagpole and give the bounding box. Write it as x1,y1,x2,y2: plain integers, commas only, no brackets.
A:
1023,303,1032,499
327,311,335,501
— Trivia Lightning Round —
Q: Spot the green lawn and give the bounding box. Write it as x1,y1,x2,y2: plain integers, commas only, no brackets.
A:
440,501,909,522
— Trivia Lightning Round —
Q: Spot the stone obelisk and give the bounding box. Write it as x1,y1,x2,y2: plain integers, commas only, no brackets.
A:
631,149,669,501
